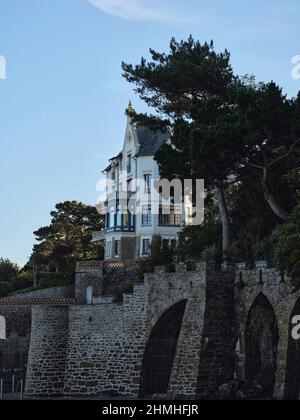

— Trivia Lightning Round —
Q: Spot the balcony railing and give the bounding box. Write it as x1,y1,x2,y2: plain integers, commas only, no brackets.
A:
91,231,106,242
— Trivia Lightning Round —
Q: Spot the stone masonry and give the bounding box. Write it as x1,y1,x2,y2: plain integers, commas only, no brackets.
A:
0,286,74,373
22,261,300,400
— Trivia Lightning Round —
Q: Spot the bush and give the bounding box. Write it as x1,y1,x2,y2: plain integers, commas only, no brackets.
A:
138,235,175,275
0,258,19,283
12,271,34,291
38,272,73,289
0,282,14,298
227,216,276,266
177,223,221,263
275,205,300,289
113,283,134,303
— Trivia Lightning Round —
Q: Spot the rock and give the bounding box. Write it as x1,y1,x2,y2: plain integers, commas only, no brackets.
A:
152,393,168,400
236,390,246,400
218,380,240,400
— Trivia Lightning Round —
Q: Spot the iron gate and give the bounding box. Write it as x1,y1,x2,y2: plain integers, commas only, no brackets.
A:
142,339,178,396
0,368,26,398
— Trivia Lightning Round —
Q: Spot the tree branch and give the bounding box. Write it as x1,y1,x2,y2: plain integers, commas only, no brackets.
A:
268,139,300,168
239,158,264,170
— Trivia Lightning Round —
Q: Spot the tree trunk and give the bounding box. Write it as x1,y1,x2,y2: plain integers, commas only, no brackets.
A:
215,180,231,260
261,168,290,222
81,237,87,260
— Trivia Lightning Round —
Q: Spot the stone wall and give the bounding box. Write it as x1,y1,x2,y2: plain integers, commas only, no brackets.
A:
145,264,207,399
63,286,148,397
75,260,140,303
0,306,31,369
197,267,235,397
25,306,69,397
235,263,300,400
25,264,209,398
0,286,75,373
23,261,300,400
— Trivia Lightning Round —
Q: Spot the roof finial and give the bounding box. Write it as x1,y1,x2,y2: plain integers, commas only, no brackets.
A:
125,100,135,115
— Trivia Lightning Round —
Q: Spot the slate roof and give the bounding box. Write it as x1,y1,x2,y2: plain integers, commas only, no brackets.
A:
136,126,169,157
103,125,169,172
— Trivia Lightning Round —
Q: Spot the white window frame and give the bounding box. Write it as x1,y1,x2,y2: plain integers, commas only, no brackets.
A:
114,239,121,257
141,205,152,226
106,240,112,258
141,237,151,256
161,237,178,250
127,154,132,174
143,173,152,194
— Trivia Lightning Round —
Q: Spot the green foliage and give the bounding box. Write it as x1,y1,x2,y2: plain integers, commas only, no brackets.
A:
38,272,73,289
122,36,300,262
0,258,19,283
138,235,175,274
123,36,241,187
113,283,134,303
32,201,104,275
177,199,221,263
12,271,34,291
275,205,300,288
0,281,14,298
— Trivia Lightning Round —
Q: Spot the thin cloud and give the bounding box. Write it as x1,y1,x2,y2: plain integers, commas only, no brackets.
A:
85,0,191,22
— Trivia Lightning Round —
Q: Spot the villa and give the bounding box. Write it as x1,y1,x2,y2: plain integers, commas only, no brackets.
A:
92,102,184,261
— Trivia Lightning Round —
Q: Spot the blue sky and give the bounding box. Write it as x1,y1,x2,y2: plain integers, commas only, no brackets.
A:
0,0,299,266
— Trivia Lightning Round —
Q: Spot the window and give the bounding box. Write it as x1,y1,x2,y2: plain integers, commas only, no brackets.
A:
161,238,177,251
106,241,112,258
109,212,115,228
142,239,151,256
159,205,181,226
106,211,115,229
123,211,129,227
162,239,170,250
116,207,122,226
171,239,177,251
144,174,152,194
111,171,116,181
127,154,132,173
115,240,120,257
142,205,152,226
127,179,132,194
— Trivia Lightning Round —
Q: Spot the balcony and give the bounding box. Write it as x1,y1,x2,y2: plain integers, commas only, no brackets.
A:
158,205,182,227
91,231,106,243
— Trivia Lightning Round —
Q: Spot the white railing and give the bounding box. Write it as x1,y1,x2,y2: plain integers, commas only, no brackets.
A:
91,231,106,242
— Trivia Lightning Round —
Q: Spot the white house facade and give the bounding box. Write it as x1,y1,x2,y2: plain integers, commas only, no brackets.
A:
92,103,184,261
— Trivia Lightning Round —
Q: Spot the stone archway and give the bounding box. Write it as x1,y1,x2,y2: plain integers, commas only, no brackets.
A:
245,293,278,398
285,298,300,400
140,300,187,397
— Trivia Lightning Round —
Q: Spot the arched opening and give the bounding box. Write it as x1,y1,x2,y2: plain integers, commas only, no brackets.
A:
140,300,187,397
285,298,300,400
0,316,6,340
245,293,278,398
85,286,93,305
